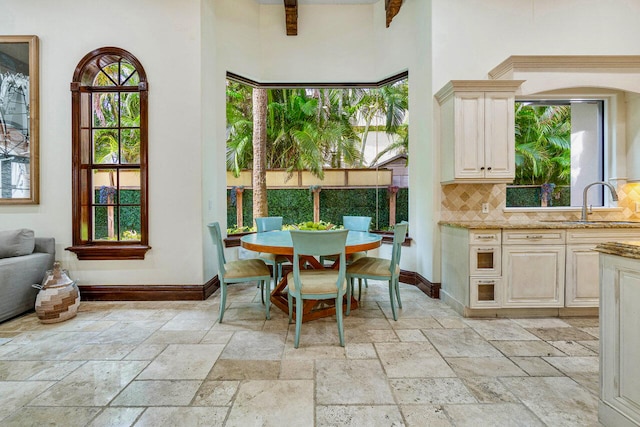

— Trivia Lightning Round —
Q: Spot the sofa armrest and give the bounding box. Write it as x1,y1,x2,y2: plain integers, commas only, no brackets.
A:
34,237,55,255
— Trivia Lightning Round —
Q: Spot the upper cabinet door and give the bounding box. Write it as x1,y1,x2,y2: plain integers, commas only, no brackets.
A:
454,92,485,179
436,80,523,184
484,92,515,180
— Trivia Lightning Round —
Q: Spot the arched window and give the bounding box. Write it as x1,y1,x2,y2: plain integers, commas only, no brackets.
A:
66,47,150,260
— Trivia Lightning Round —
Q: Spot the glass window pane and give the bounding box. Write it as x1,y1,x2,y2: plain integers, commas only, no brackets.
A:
93,206,118,241
120,92,140,127
119,206,141,241
93,129,120,164
120,129,140,164
119,170,140,203
120,60,138,86
93,92,119,127
123,70,140,87
92,169,118,204
102,63,120,86
93,70,116,87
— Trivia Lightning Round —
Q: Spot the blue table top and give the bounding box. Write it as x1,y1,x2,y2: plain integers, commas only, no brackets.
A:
240,230,382,255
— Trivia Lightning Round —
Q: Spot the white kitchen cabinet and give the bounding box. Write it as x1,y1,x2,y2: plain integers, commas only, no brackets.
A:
435,80,523,184
502,230,566,308
565,229,640,307
598,248,640,427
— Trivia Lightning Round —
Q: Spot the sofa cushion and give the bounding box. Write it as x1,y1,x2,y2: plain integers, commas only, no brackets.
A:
0,229,35,259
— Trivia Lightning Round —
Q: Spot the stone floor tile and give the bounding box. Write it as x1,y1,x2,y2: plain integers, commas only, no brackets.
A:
548,340,597,356
87,407,145,427
390,317,442,329
461,377,519,403
434,316,468,329
580,327,599,338
0,381,55,420
395,329,428,342
390,378,477,405
124,343,167,360
512,318,572,328
345,343,377,359
220,330,285,360
525,327,595,342
315,359,395,405
199,329,234,344
207,359,281,380
376,342,456,378
134,407,228,426
142,330,208,344
510,356,564,376
226,380,314,427
32,361,148,406
577,340,599,353
279,359,314,379
562,317,600,328
61,343,136,360
446,357,527,377
444,403,545,426
160,317,216,331
464,319,540,341
489,340,565,357
282,343,346,359
542,356,599,375
110,380,202,406
2,407,101,427
401,404,453,426
423,328,503,358
500,376,599,426
316,405,404,427
138,344,224,380
191,380,239,406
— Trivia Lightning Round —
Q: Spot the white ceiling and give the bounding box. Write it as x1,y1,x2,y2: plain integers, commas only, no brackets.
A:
255,0,379,4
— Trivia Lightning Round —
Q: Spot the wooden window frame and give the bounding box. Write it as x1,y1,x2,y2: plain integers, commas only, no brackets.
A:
66,47,150,260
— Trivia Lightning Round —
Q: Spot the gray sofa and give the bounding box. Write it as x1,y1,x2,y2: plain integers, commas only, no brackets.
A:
0,229,55,322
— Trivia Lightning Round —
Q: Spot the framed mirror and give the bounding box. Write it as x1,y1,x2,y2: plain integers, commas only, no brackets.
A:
0,35,39,204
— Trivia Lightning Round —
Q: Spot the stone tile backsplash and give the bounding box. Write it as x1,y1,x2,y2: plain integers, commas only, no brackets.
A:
441,182,640,222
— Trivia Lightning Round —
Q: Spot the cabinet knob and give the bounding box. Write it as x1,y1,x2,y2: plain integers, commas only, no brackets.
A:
487,166,492,171
480,166,485,170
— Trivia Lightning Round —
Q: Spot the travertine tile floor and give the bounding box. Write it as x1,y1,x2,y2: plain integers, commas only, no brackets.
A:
0,281,602,426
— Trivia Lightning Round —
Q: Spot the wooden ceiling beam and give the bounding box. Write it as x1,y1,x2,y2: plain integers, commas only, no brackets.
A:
385,0,403,28
284,0,298,36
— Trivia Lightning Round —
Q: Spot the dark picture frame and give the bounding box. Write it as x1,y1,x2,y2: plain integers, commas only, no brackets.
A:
0,35,39,204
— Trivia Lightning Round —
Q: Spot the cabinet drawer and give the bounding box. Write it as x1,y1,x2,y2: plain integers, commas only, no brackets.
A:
470,245,501,276
566,229,640,244
470,230,501,244
503,229,565,245
470,277,502,308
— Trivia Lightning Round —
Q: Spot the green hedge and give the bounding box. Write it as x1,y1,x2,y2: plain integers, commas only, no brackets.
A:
94,189,141,240
227,187,409,230
506,186,571,207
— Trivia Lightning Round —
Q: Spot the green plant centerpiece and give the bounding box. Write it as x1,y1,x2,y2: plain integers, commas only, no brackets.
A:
289,220,337,231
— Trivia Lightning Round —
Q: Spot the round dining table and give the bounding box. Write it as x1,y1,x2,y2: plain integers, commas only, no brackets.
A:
240,230,382,321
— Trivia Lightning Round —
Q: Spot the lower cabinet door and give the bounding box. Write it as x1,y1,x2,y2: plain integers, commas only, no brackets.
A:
566,244,600,307
502,245,565,307
470,277,501,308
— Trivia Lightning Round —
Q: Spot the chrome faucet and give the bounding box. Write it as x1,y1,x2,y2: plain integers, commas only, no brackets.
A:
580,181,619,221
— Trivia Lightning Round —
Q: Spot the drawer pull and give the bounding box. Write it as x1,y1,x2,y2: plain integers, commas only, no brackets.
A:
525,235,544,239
478,280,496,284
477,235,496,240
477,248,494,252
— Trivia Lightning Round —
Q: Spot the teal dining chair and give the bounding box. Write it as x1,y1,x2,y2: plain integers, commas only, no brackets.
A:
255,217,289,300
346,221,408,321
207,222,273,322
287,229,349,348
321,215,371,267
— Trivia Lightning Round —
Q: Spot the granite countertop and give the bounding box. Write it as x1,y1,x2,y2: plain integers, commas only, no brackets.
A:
439,220,640,230
595,241,640,260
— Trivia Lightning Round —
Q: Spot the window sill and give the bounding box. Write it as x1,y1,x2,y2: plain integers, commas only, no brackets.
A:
66,244,151,260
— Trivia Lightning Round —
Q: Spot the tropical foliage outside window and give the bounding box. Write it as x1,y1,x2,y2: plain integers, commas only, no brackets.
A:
226,76,409,224
68,47,149,260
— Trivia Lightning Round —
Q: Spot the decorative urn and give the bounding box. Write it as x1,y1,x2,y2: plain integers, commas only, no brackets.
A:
33,262,80,323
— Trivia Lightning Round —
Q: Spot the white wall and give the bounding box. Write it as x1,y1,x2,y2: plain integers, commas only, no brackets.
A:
0,0,205,285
